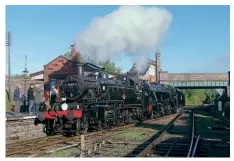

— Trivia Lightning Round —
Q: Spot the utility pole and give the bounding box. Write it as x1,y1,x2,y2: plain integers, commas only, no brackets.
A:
6,32,12,101
22,55,29,108
23,55,29,94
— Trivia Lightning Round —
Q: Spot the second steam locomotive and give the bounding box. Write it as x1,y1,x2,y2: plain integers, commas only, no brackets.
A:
35,63,185,136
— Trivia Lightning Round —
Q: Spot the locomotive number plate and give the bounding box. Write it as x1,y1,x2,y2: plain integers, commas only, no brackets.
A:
67,83,76,86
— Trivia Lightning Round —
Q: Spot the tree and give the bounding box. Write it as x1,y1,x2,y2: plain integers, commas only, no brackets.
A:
183,89,219,105
184,90,193,99
63,51,85,63
100,60,122,74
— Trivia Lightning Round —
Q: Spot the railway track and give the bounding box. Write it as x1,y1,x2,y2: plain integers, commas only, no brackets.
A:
73,114,179,157
220,116,230,125
6,113,179,157
123,110,196,157
193,111,230,157
6,124,132,157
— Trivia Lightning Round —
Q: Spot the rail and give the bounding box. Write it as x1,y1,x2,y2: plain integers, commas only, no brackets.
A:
6,114,178,157
220,116,230,125
187,110,195,157
135,113,182,157
191,135,200,157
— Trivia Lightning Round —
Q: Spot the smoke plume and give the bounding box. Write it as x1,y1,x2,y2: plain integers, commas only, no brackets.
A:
75,6,172,72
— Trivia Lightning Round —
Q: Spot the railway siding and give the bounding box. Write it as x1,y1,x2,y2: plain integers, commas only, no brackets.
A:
194,109,230,157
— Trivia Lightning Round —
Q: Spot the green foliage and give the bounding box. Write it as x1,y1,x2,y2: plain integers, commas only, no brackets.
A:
183,89,219,105
184,90,193,99
100,60,122,74
63,51,85,63
6,92,14,112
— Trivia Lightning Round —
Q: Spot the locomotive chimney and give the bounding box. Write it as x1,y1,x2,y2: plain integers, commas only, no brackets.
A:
76,63,84,76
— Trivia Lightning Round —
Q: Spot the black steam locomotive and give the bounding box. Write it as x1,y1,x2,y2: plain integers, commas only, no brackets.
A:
35,63,185,136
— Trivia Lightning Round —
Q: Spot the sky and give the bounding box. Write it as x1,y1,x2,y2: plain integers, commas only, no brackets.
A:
5,5,230,75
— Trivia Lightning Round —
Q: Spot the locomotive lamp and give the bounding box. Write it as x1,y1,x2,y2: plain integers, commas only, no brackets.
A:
61,103,68,111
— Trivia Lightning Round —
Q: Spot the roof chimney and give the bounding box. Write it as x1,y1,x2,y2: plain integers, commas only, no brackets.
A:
155,49,161,83
70,43,81,62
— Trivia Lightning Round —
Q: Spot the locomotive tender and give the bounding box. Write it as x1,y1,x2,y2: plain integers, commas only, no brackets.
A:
35,63,185,136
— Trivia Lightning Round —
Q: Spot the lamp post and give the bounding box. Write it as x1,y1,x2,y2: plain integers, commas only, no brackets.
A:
6,31,12,101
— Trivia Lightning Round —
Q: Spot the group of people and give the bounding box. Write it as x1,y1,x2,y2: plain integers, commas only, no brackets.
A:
13,83,44,116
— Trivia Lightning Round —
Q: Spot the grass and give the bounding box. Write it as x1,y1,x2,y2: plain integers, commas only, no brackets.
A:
113,128,156,141
47,147,77,157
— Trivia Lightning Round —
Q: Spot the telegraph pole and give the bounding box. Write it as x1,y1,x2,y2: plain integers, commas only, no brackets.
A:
6,31,12,101
23,55,29,94
22,55,29,108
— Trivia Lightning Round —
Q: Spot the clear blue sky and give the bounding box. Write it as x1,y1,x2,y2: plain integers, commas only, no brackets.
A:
6,5,230,75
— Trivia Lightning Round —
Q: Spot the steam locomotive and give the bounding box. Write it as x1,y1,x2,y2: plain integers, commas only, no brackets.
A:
35,63,185,136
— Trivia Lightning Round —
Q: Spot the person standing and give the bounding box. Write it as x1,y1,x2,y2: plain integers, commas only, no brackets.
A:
34,84,43,114
13,84,22,116
27,83,35,115
50,87,59,106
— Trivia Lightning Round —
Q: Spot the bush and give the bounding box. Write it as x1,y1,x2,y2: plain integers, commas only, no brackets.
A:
6,92,14,112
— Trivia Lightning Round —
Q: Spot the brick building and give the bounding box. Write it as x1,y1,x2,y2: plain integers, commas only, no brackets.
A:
29,44,80,101
30,44,107,101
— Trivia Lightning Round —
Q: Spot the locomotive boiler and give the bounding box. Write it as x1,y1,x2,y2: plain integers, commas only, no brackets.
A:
35,62,185,136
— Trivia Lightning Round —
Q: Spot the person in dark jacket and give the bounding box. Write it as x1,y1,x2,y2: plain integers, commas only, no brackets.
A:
50,87,59,107
27,83,35,115
34,84,44,114
13,84,22,116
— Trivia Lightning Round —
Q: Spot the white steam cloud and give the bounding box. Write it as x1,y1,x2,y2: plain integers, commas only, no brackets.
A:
75,6,172,72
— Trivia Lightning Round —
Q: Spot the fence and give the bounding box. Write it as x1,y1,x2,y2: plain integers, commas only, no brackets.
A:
5,78,44,112
6,78,44,93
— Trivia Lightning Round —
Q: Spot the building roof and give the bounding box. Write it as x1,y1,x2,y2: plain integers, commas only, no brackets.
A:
43,55,70,68
84,63,103,72
30,70,44,77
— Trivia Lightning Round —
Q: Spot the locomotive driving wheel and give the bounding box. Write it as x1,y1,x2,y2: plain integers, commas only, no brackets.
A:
44,124,54,136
